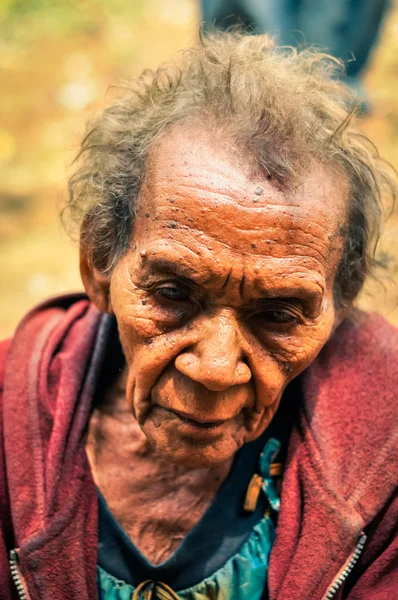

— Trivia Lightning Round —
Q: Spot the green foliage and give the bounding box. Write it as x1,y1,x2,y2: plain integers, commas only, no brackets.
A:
0,0,144,42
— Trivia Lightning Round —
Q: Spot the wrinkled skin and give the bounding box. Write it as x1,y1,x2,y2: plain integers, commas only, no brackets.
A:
84,125,348,562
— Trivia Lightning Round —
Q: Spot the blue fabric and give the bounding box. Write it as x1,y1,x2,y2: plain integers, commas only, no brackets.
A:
201,0,390,78
97,438,281,599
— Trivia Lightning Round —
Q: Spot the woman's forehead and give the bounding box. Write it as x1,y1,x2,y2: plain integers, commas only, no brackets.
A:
142,124,349,226
136,126,348,272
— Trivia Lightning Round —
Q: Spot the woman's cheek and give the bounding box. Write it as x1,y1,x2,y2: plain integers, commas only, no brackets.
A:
259,319,335,375
114,299,177,345
246,400,282,441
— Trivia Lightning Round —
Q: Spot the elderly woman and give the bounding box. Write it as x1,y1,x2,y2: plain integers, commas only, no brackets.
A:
0,34,397,600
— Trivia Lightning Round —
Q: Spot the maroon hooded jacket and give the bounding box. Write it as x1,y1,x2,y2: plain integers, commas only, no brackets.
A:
0,295,397,600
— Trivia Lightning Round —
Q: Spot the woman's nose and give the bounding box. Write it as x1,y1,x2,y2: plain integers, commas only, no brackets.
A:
174,311,251,391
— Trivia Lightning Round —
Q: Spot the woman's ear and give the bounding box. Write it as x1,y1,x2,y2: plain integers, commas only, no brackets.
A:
80,248,113,313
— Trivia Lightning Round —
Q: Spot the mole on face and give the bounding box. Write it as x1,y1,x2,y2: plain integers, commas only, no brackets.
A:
108,125,348,469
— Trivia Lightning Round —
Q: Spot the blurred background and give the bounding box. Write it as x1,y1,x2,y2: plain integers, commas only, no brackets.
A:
1,0,397,338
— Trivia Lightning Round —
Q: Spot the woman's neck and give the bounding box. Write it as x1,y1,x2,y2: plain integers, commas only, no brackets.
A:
85,370,233,564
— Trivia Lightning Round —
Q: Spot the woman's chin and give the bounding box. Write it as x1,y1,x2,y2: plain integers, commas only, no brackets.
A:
142,419,242,469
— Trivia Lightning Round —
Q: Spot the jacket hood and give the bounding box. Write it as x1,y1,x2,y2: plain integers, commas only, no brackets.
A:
2,295,398,599
269,313,398,598
3,295,108,599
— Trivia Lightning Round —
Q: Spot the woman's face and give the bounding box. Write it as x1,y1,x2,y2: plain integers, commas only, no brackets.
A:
95,126,348,468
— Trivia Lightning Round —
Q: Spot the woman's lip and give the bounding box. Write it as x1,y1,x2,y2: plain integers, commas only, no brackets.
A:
168,408,228,427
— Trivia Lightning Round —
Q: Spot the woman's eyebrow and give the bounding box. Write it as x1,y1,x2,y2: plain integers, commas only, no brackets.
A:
140,257,202,286
255,285,323,301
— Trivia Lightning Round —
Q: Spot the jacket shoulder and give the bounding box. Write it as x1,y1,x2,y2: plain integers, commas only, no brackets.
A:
302,312,397,518
341,312,398,358
307,312,398,402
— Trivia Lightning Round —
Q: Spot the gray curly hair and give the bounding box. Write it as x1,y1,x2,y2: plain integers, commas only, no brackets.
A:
66,31,395,309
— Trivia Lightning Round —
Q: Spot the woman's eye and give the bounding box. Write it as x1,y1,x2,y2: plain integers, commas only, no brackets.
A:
155,285,191,302
261,310,298,325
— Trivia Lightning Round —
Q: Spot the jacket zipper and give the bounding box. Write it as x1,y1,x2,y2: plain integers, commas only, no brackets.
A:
323,533,367,599
9,550,29,600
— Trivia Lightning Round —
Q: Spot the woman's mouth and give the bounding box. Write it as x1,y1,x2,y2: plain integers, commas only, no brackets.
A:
150,405,232,435
170,408,227,430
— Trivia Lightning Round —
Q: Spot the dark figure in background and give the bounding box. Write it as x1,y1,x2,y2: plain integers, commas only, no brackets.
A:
201,0,390,98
